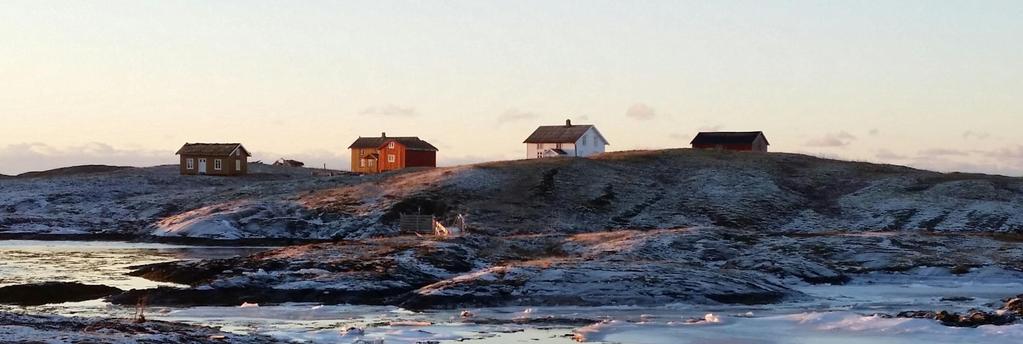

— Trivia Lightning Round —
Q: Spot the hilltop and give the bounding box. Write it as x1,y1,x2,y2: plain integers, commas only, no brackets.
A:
14,165,132,178
2,149,1023,241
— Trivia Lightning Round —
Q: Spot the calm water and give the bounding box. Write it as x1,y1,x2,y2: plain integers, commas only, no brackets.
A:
0,240,268,289
1,240,1021,344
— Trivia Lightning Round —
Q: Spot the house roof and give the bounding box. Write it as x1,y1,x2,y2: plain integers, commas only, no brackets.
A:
545,148,568,155
690,132,769,146
348,136,439,151
175,143,251,157
273,158,304,167
523,121,609,144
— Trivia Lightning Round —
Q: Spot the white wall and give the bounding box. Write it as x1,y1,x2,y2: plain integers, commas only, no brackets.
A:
526,143,575,159
573,127,607,157
525,127,607,159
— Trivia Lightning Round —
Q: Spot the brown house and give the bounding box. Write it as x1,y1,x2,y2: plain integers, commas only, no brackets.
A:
348,133,438,174
691,131,769,152
175,143,251,176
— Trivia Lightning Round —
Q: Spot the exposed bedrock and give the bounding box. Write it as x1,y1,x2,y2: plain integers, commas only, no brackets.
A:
0,282,123,306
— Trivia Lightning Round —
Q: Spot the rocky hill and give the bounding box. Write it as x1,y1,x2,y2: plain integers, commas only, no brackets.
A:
2,149,1023,240
305,149,1023,236
15,164,132,178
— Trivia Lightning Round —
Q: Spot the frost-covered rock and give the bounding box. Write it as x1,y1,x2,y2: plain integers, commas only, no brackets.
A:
0,311,279,343
115,228,1023,309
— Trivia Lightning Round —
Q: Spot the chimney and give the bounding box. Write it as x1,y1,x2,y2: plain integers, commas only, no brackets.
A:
381,132,387,138
565,119,572,127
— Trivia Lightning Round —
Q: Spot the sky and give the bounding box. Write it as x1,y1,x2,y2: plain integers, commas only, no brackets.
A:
1,1,1022,175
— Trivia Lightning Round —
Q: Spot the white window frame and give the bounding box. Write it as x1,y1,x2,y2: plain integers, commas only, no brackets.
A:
387,142,395,149
581,135,588,145
387,154,396,163
214,159,223,170
360,158,366,167
186,158,194,170
235,160,241,171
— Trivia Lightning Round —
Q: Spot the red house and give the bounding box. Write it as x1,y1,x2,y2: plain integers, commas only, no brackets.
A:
348,133,438,173
691,131,769,152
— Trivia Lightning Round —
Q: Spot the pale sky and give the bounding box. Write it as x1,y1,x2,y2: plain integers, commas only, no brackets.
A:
1,1,1022,175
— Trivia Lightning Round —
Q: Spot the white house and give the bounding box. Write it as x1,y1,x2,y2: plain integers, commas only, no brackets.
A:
523,119,609,159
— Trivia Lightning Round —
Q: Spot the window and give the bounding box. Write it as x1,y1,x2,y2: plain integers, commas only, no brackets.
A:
388,154,396,163
235,160,241,171
582,135,588,145
214,159,223,170
536,143,542,150
186,158,194,170
388,142,395,149
360,159,366,167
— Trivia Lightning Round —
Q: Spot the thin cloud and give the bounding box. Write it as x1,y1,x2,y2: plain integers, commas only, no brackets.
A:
625,103,656,120
0,142,173,175
962,130,990,140
868,129,880,136
876,149,909,160
805,131,857,147
918,148,970,157
982,145,1023,159
698,124,724,132
496,109,540,125
358,104,417,117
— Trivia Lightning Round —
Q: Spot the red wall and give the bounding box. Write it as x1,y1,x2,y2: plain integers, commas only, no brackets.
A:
692,144,754,151
405,150,437,167
378,141,405,172
374,140,437,172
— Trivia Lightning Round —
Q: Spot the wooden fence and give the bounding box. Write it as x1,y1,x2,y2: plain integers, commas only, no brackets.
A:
399,214,436,234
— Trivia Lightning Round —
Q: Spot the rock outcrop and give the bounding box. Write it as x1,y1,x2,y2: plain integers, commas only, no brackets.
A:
0,311,279,343
0,282,122,306
111,229,1023,309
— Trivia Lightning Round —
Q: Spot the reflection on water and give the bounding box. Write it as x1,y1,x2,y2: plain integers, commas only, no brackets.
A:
0,240,269,290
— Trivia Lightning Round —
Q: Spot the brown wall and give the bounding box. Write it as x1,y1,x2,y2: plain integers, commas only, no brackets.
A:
180,154,248,176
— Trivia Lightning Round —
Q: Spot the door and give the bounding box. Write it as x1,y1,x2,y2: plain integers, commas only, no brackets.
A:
198,158,207,174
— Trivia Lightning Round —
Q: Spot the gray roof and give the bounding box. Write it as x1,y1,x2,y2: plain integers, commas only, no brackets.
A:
690,132,769,146
524,124,607,144
175,143,250,157
347,136,438,151
546,148,568,155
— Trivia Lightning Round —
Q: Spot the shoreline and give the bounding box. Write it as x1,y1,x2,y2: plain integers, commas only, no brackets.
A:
0,233,333,247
